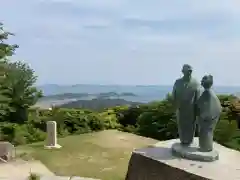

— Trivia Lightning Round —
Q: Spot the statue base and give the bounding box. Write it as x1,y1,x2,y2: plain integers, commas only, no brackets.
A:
171,140,219,162
44,144,62,149
125,138,240,180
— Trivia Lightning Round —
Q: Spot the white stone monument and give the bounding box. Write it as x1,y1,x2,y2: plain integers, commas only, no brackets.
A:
45,121,61,149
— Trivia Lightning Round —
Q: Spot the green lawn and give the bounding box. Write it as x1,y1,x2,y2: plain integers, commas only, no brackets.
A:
17,130,157,180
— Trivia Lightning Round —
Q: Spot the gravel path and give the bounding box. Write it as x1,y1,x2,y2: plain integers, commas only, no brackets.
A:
0,160,100,180
0,159,54,179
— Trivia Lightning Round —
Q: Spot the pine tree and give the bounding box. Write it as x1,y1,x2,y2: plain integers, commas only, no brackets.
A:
0,22,18,120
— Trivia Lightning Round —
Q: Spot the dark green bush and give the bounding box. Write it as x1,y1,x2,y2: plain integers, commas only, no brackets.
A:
1,94,240,151
1,107,114,144
137,99,178,140
98,109,121,129
214,119,238,144
117,105,149,127
0,122,46,145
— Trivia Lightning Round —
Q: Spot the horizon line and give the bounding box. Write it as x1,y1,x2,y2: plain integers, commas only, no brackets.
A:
36,83,240,87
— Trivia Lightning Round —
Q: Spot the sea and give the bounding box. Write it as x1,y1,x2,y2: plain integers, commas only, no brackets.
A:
38,84,240,104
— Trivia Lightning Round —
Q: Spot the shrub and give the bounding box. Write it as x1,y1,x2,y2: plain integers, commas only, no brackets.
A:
2,94,240,151
137,100,178,140
28,173,40,180
117,105,148,127
0,123,46,145
98,109,121,129
87,113,105,131
214,118,238,145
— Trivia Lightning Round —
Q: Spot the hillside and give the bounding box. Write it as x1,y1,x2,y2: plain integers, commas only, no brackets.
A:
39,93,90,101
35,92,140,109
17,130,157,180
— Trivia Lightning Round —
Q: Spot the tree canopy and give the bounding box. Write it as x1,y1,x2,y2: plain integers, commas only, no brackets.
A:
0,22,42,123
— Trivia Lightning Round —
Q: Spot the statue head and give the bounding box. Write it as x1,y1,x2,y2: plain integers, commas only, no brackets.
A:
201,75,213,90
182,64,192,77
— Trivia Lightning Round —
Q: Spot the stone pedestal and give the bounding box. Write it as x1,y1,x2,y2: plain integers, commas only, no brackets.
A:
171,140,219,162
45,121,61,149
125,138,240,180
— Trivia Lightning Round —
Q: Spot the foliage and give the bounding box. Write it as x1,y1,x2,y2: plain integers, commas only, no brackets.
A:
4,61,43,124
214,119,238,144
0,22,18,120
0,23,18,59
115,94,240,150
1,92,240,152
0,122,46,145
28,173,40,180
117,105,144,128
0,22,42,126
137,99,178,140
98,109,121,129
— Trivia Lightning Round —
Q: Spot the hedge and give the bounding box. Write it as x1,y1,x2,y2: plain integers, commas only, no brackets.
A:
0,95,239,151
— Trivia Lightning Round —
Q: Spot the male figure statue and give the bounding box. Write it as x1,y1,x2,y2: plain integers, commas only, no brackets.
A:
172,64,201,146
197,75,222,152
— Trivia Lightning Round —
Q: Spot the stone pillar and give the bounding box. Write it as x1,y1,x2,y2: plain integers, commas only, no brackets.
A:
45,121,61,149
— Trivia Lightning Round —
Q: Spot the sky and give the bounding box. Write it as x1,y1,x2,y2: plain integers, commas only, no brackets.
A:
1,0,240,86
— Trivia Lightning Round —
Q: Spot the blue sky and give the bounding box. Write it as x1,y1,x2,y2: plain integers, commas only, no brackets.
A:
1,0,240,86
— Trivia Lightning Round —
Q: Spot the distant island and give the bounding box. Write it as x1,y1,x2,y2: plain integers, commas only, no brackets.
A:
39,92,137,101
39,93,89,101
34,85,240,110
35,92,139,110
57,98,143,110
97,92,137,98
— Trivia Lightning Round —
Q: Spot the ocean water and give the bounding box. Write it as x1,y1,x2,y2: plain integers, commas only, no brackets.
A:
38,84,240,103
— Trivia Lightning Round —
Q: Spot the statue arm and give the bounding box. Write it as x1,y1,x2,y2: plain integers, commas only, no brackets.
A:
196,83,202,100
194,83,202,117
172,81,177,108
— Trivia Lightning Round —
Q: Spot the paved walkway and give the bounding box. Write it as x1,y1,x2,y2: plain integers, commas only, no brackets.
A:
0,160,100,180
0,176,99,180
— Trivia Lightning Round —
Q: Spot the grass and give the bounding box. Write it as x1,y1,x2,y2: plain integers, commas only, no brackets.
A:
17,130,157,180
28,173,40,180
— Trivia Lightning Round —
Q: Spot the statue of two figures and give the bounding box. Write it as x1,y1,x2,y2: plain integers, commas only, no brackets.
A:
171,64,222,162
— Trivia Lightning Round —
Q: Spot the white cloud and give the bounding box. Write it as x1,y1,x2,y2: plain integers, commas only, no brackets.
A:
1,0,240,85
45,0,124,9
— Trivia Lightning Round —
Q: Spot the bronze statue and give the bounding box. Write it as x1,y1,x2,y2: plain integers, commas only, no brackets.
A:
172,64,201,146
197,75,222,152
171,68,221,161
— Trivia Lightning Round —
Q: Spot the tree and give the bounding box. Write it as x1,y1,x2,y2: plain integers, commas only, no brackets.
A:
4,61,42,123
137,98,178,140
0,22,18,120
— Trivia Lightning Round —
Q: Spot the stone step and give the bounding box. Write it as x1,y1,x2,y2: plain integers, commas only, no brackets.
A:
0,176,100,180
0,160,100,180
0,160,54,178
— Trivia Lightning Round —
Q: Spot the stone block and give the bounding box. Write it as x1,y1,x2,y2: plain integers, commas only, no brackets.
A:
0,142,15,162
40,175,70,180
71,177,101,180
125,138,240,180
0,177,26,180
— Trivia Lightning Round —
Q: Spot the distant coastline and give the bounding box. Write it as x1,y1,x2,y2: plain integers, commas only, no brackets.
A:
36,91,140,109
37,84,240,96
34,84,240,109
